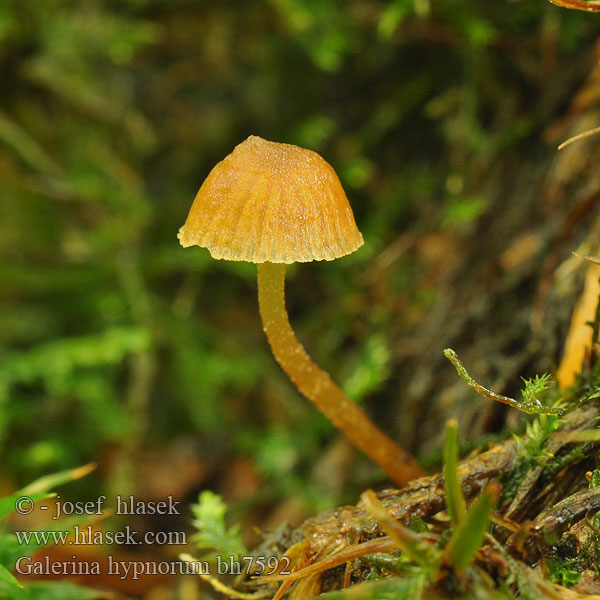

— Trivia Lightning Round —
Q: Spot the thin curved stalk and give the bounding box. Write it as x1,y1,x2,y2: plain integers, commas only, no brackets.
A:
257,262,424,486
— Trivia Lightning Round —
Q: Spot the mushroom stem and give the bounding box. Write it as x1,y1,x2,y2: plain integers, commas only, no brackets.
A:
257,262,424,486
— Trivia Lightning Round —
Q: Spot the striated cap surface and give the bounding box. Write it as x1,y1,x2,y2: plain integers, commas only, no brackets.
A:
178,135,364,263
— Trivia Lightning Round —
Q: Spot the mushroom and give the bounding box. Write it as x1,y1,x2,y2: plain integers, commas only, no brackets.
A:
179,135,423,485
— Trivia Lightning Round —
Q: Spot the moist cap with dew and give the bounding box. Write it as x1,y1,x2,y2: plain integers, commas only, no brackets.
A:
178,135,364,264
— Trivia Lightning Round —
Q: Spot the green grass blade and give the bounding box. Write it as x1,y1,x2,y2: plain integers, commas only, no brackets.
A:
0,563,23,590
360,490,439,568
443,419,466,527
445,483,499,574
19,463,96,496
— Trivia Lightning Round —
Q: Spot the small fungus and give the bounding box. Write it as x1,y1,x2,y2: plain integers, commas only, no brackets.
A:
179,135,423,485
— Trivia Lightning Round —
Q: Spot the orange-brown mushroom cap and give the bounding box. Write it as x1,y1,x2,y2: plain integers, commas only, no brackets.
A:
178,136,364,263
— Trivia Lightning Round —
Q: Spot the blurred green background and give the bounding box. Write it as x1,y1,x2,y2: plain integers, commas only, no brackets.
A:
1,1,599,589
